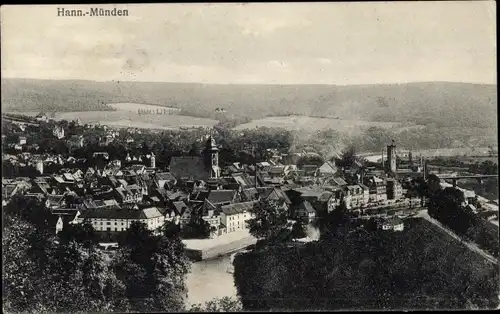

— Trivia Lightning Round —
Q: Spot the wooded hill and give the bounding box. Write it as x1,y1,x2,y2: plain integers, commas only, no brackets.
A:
2,79,496,129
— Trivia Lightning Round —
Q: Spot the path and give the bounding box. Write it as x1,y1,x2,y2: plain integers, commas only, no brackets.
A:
415,210,498,265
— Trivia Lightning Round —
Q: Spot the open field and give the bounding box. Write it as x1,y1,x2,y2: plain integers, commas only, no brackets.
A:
107,102,181,113
457,156,499,165
5,110,218,130
233,115,419,134
3,79,496,129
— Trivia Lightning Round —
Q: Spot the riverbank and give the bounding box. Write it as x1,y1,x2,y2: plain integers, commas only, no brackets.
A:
183,230,257,261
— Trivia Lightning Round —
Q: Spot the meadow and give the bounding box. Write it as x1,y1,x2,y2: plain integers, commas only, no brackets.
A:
233,115,420,135
10,110,218,130
107,102,181,113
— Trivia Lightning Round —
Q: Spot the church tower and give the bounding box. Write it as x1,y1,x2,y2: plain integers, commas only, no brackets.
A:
204,136,220,179
150,152,156,168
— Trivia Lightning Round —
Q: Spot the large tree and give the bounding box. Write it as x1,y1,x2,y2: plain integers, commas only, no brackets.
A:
113,221,191,312
336,146,357,169
247,199,290,244
3,212,128,313
291,220,307,239
181,216,212,239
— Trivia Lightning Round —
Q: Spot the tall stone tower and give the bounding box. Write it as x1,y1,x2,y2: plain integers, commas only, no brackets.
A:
387,140,397,174
204,136,220,179
150,152,156,168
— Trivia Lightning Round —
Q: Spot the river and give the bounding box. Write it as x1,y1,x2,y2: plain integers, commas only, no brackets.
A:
186,254,236,306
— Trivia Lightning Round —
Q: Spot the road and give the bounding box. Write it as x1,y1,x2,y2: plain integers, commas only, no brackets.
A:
415,209,499,265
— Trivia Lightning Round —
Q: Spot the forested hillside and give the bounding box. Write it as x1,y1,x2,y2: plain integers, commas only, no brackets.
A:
2,79,496,129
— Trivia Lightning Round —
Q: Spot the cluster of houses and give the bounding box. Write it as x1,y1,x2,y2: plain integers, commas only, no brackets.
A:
2,130,423,239
3,115,433,238
3,113,144,153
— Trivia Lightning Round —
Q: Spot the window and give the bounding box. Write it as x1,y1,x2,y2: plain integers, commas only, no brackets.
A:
107,222,111,225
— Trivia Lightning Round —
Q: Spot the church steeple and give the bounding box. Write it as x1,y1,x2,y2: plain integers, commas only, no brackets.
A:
204,135,220,178
150,152,156,168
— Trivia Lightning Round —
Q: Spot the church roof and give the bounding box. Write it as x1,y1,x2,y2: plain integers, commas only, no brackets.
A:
169,156,210,181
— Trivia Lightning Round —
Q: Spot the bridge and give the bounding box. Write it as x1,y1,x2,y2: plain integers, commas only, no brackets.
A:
436,174,498,187
426,164,470,172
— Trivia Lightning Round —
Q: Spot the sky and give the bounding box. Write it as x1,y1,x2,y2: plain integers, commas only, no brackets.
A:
1,2,496,85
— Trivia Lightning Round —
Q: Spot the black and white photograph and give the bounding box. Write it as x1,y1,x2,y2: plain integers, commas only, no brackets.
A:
1,2,498,312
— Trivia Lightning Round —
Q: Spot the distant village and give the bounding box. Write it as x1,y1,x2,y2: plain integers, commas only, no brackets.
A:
2,111,498,243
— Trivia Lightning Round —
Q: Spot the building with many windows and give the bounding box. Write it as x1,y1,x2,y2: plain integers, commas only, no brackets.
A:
220,201,256,233
77,206,164,233
386,178,403,200
344,185,364,209
367,176,387,203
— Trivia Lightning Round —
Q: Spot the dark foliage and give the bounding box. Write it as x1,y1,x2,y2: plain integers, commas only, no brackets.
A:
234,219,499,311
428,187,499,257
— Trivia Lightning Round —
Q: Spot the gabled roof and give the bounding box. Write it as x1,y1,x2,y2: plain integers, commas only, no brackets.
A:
329,177,348,186
207,189,237,204
191,190,210,201
318,191,333,202
346,185,361,190
298,200,315,214
293,187,323,198
130,164,146,171
217,176,238,186
34,181,51,194
63,173,75,181
51,208,80,216
46,194,66,206
117,179,128,187
370,176,384,183
127,184,141,192
80,207,163,220
259,187,292,204
172,201,189,216
155,172,177,182
268,166,285,174
142,207,164,219
226,165,241,173
319,162,337,173
221,201,257,215
3,184,18,198
166,190,188,201
232,173,253,187
241,188,259,201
